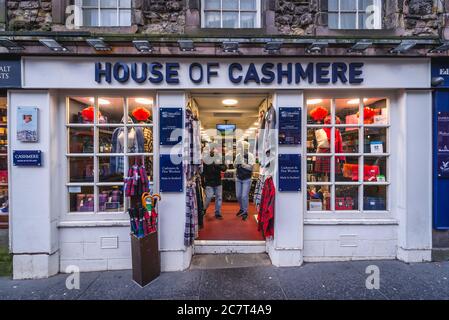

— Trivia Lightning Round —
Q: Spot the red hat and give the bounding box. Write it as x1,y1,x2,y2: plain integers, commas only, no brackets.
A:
132,107,151,121
310,106,329,122
81,106,95,122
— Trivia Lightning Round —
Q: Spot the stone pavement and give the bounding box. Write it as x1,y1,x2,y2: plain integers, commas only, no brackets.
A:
0,256,448,300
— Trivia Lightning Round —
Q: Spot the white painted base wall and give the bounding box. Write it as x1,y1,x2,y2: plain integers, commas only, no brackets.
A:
13,252,59,280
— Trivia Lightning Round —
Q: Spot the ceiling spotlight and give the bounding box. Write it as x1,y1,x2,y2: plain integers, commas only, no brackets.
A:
265,41,282,54
306,41,328,54
135,97,154,105
178,40,195,52
87,38,111,51
306,99,323,105
390,40,416,53
223,41,239,53
222,99,238,106
39,39,68,52
429,42,449,53
89,98,111,105
133,40,153,53
348,40,372,53
0,38,24,52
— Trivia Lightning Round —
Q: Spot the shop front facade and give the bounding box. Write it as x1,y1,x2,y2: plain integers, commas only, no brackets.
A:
8,56,433,279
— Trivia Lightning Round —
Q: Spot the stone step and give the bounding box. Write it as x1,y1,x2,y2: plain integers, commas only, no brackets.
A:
432,248,449,262
190,253,272,270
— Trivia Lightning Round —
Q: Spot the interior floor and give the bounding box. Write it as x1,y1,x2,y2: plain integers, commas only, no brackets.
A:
198,201,264,241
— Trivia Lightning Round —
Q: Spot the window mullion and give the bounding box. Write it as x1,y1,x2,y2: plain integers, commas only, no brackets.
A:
93,97,99,213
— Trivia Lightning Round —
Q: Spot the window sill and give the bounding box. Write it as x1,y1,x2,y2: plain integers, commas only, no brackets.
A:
58,220,130,228
304,218,398,225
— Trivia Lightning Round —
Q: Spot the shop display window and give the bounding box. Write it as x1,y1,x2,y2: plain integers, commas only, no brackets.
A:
306,97,389,213
0,98,7,215
66,96,154,214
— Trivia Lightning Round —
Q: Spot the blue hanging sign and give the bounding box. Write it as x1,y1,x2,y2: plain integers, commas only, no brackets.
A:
159,108,183,146
279,107,302,145
13,150,42,167
0,59,21,88
278,154,301,192
160,154,183,192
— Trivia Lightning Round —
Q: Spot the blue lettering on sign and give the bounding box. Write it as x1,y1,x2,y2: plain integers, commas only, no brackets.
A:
95,62,364,85
0,59,22,88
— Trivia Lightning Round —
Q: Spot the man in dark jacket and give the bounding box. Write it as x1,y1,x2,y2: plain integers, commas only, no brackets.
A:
202,145,227,220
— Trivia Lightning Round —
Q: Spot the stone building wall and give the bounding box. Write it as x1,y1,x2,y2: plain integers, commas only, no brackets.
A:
3,0,446,36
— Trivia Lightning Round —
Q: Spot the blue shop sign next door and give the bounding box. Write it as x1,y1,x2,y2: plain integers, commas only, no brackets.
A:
0,59,21,88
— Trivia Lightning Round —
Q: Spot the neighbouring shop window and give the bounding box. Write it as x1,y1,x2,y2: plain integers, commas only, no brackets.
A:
0,97,7,216
306,97,389,213
201,0,261,28
76,0,132,27
66,96,154,214
328,0,382,30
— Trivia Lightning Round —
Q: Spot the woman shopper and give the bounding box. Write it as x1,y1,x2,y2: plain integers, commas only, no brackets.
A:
234,140,255,221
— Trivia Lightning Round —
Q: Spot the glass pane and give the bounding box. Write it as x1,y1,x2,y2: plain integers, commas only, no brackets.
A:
98,97,124,124
340,13,356,29
337,156,360,182
99,156,124,182
0,127,7,153
307,156,331,182
83,9,99,26
341,0,357,10
69,157,94,183
69,186,94,212
241,0,256,10
223,12,238,28
98,127,116,153
364,185,387,211
128,97,153,124
128,156,154,181
335,185,359,211
363,98,388,125
0,186,8,213
204,0,220,10
307,99,331,124
223,0,238,10
69,127,94,154
364,156,387,182
307,128,331,154
359,0,374,11
119,0,131,7
0,156,7,183
204,12,221,27
100,0,117,8
328,13,338,28
358,13,368,29
83,0,98,6
68,97,94,124
127,127,152,153
119,9,131,26
100,9,117,26
336,98,360,125
307,185,332,211
99,186,124,212
364,127,387,154
340,127,359,153
240,12,256,28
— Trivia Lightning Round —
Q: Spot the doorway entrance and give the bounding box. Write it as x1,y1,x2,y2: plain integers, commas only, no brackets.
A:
189,92,272,243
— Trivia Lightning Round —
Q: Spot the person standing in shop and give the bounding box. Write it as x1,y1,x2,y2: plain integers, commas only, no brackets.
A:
202,143,227,220
234,140,255,221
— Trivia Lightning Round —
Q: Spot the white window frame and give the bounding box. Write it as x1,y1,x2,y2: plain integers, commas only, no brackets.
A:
65,95,154,219
305,96,391,219
201,0,262,28
328,0,382,30
74,0,132,27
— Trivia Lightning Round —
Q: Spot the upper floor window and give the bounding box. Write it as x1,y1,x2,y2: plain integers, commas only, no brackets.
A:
76,0,132,27
201,0,261,28
328,0,382,30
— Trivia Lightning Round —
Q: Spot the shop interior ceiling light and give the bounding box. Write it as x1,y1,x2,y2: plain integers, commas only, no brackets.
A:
222,99,238,106
39,39,68,52
135,97,153,105
306,99,323,105
0,38,24,51
133,40,153,53
264,41,282,53
178,40,195,52
89,97,110,105
306,41,328,54
430,42,449,53
389,40,416,53
87,38,111,51
222,41,239,53
348,40,372,53
347,98,368,105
